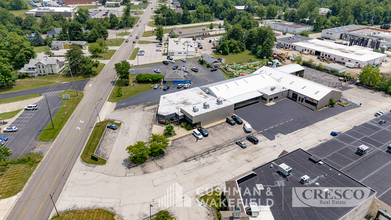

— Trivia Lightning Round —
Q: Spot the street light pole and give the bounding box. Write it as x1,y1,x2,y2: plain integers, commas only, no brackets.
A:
44,94,54,129
68,68,79,98
150,204,153,220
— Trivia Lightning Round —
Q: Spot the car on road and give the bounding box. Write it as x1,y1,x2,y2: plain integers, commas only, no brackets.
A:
330,131,342,136
197,127,209,137
192,129,203,140
246,135,258,144
211,68,218,72
226,117,236,125
107,124,118,130
154,69,161,73
181,59,186,62
4,126,18,132
379,120,387,124
125,39,129,43
173,65,178,70
25,104,38,110
130,33,133,36
163,60,169,65
133,41,136,44
153,84,159,89
191,67,198,72
236,140,247,149
0,136,8,141
231,115,243,124
136,36,139,39
177,84,183,89
183,84,191,89
156,48,162,52
163,86,170,91
170,60,175,63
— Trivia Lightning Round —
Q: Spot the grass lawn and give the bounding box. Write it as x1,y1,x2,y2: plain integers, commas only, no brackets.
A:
77,5,98,10
200,190,222,217
117,31,130,36
9,9,30,17
80,120,121,165
108,77,154,102
130,3,148,9
130,10,144,15
102,38,125,46
96,50,116,60
147,20,155,27
0,154,43,199
138,40,158,44
51,209,115,220
38,90,84,142
214,50,260,64
33,46,47,53
129,47,140,60
0,109,23,120
142,28,170,37
0,93,41,105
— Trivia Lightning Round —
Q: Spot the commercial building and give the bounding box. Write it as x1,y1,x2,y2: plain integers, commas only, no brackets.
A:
220,148,376,220
167,38,198,56
25,6,78,17
278,36,387,67
51,41,87,49
18,57,65,77
162,70,191,84
105,1,120,7
170,27,210,38
199,54,224,67
263,20,313,34
321,25,364,41
344,27,391,49
157,65,341,125
325,63,346,73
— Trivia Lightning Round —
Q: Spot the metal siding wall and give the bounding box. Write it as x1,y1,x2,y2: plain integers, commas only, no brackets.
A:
338,194,375,220
192,104,234,125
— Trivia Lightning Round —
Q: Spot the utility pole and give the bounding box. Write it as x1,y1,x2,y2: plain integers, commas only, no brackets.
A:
50,194,60,217
69,68,79,98
45,94,54,129
150,204,153,220
94,104,101,123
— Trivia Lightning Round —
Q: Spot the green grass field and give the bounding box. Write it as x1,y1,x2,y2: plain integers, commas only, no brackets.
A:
138,40,159,44
96,50,116,60
130,10,144,15
33,46,47,53
182,23,219,29
129,47,140,60
200,190,222,217
38,90,84,142
80,120,121,165
0,93,41,105
117,31,130,36
77,5,98,10
108,76,154,102
214,50,259,64
51,209,115,220
0,109,23,120
103,38,124,46
142,28,170,37
0,154,43,199
147,20,155,27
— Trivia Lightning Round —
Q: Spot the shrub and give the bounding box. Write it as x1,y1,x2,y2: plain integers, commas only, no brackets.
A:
156,210,171,220
185,124,192,131
136,73,164,83
125,80,129,86
164,124,174,135
206,64,210,68
330,98,336,107
180,122,187,128
116,87,122,97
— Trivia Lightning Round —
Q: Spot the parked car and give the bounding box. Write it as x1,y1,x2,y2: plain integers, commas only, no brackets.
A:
231,115,243,124
183,84,191,89
199,46,203,49
163,86,170,91
330,131,342,136
173,65,178,70
4,126,18,132
156,43,163,47
246,135,258,144
379,120,387,124
184,68,189,73
163,60,169,65
0,140,4,146
226,117,236,125
125,39,129,43
197,127,209,137
236,140,247,149
156,48,162,52
0,136,8,141
193,129,203,140
133,41,136,44
107,124,118,130
181,59,186,62
243,124,252,133
167,56,173,60
177,84,183,89
170,60,175,63
154,69,161,73
25,104,38,110
153,84,159,89
375,111,385,117
211,68,218,72
191,67,199,72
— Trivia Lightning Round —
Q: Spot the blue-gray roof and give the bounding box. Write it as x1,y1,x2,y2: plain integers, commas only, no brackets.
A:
323,25,365,33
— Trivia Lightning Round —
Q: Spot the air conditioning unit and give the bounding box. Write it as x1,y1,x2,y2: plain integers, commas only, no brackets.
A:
203,102,209,109
278,163,292,176
216,98,223,105
232,206,241,219
249,202,260,217
300,175,310,184
193,106,199,112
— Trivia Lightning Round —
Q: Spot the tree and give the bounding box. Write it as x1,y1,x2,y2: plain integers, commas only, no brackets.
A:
266,5,278,19
75,9,90,24
0,32,36,69
87,28,100,43
88,43,104,57
0,60,14,86
115,60,131,81
34,31,44,46
218,23,222,29
149,134,168,157
101,0,106,6
155,25,164,42
110,14,119,28
9,0,27,10
298,30,311,37
0,145,12,162
65,44,84,75
359,65,381,88
338,6,354,26
283,8,290,20
126,141,149,164
256,6,266,19
164,124,174,136
22,15,39,32
155,210,171,220
209,22,214,30
44,37,53,47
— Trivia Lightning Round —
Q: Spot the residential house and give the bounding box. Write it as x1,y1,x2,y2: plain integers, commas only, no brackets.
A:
18,57,65,77
199,54,222,67
46,28,63,38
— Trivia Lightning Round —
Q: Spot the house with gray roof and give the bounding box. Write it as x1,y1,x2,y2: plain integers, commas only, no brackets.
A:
199,54,221,67
163,70,191,84
18,57,65,77
170,27,210,38
47,28,63,38
51,41,87,49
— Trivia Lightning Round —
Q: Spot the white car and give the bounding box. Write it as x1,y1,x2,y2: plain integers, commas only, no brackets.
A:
181,59,186,62
4,126,18,132
154,69,161,73
156,48,162,52
25,104,38,110
156,43,163,47
375,111,385,116
192,130,203,140
170,60,175,63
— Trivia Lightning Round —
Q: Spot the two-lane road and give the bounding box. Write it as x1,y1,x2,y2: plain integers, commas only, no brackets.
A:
6,1,158,219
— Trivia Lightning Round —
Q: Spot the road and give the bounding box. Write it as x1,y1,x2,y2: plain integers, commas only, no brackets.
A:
6,1,158,219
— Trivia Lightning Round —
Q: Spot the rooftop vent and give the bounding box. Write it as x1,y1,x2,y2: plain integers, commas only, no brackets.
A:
203,102,210,109
233,206,241,219
271,86,276,91
278,163,292,176
300,175,310,184
193,106,199,112
217,98,223,105
302,86,306,89
248,202,260,217
205,89,209,94
309,156,321,163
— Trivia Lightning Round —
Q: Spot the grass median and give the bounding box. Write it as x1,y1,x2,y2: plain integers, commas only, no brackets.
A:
80,120,121,165
138,40,159,44
142,28,170,37
96,50,116,60
0,109,23,120
108,76,154,102
117,31,130,36
0,93,41,105
129,47,140,60
38,90,84,142
0,154,43,199
51,208,115,220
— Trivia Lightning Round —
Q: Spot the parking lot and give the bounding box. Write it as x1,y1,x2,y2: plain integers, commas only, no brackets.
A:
308,112,391,206
116,59,226,109
88,6,125,18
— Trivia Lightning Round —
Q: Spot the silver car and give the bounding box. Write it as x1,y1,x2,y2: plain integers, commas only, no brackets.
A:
25,104,38,110
4,126,18,132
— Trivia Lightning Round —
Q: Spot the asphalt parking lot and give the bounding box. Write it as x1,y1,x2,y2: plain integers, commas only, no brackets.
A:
115,59,226,109
308,112,391,206
235,98,359,140
2,91,63,158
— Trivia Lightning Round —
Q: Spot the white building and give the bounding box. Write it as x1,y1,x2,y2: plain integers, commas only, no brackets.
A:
25,6,78,17
263,20,313,34
18,57,65,77
319,8,331,15
51,41,87,50
157,65,341,125
321,25,364,41
167,38,198,56
344,27,391,49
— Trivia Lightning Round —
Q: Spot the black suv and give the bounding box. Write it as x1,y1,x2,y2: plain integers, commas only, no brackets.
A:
163,86,170,91
163,60,169,65
211,68,218,72
247,135,259,144
173,65,178,70
191,67,199,72
226,117,236,125
197,127,209,137
231,115,243,124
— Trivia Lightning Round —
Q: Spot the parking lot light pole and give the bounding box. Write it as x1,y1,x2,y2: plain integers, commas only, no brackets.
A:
150,204,153,220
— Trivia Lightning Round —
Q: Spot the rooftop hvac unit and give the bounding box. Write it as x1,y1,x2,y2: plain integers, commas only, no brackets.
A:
217,98,223,105
232,206,241,219
278,163,292,176
205,89,209,94
203,102,209,109
271,86,276,91
300,175,310,184
193,106,199,112
249,202,260,217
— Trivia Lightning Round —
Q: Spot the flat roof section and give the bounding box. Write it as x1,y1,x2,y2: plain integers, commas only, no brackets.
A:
348,28,391,40
323,25,365,33
168,38,197,52
237,149,375,220
264,20,313,29
277,35,313,44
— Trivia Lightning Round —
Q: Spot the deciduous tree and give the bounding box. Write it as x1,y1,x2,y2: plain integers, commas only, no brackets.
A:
155,25,163,42
126,141,149,164
115,60,131,81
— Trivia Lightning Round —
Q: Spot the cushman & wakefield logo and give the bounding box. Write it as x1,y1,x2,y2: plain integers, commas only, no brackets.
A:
292,187,372,207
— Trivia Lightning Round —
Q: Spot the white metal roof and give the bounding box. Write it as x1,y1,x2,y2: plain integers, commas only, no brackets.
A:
168,38,197,53
235,6,245,10
275,64,304,75
293,39,387,62
28,7,76,12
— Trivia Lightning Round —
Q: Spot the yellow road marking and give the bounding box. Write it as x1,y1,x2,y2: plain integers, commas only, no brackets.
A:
18,94,96,220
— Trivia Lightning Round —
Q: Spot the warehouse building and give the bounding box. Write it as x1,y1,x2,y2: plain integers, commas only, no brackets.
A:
25,6,78,17
325,63,346,73
344,27,391,49
321,25,364,40
157,65,341,125
170,27,210,38
263,20,313,34
220,148,376,220
167,38,198,56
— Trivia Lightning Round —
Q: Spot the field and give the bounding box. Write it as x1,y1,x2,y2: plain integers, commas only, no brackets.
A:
102,38,124,46
96,50,116,60
0,109,23,120
108,76,154,102
214,50,259,64
33,46,47,53
117,31,130,36
51,209,115,220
